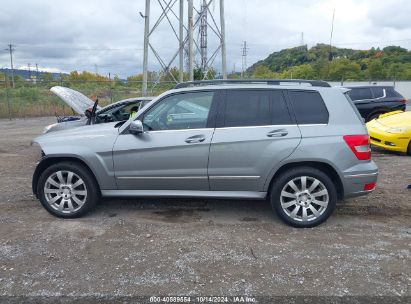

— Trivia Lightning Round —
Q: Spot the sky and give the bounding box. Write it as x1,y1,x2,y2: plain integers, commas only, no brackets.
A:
1,0,411,78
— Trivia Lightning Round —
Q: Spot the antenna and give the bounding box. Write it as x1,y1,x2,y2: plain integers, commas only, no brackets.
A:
329,8,335,60
327,8,336,79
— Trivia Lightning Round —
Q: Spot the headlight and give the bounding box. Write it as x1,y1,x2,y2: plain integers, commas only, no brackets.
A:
43,123,58,134
387,126,411,134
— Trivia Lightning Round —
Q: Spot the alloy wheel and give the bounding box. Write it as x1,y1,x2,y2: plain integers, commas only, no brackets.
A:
44,170,88,214
280,176,329,222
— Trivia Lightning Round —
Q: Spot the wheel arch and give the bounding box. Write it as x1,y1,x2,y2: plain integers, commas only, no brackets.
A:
265,161,344,200
32,156,101,198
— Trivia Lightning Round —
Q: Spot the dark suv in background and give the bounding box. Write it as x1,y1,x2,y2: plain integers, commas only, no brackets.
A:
344,85,407,121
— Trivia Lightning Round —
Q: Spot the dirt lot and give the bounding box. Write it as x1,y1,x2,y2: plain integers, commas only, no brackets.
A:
0,117,410,302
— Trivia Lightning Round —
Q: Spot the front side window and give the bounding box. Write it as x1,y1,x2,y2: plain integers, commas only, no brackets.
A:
142,91,214,131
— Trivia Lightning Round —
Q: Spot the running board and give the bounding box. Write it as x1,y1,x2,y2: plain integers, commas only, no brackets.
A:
101,190,267,200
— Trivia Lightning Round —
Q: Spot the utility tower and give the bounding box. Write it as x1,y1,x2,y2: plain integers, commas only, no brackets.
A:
5,44,15,88
141,0,227,96
300,32,304,46
241,41,248,78
199,0,208,72
35,63,39,80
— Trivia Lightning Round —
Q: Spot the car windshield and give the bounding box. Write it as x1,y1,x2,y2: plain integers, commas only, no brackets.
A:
96,100,142,123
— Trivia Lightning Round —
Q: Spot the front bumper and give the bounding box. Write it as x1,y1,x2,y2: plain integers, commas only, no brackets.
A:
368,125,410,153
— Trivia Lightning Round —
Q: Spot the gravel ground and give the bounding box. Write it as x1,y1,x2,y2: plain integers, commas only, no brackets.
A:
0,117,410,302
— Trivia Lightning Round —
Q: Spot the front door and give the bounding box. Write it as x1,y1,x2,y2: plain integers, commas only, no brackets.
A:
113,91,216,190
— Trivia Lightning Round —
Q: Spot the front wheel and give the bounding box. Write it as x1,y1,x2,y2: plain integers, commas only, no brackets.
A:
37,162,99,218
270,167,337,228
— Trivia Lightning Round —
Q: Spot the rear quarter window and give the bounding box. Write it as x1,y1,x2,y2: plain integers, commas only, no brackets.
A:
385,87,403,98
288,90,329,124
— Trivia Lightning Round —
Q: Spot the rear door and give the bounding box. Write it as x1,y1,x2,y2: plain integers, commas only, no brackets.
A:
208,89,301,191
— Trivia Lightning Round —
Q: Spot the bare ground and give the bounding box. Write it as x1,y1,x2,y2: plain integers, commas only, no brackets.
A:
0,117,410,301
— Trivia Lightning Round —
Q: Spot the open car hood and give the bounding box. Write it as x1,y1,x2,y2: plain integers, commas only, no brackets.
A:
50,86,102,115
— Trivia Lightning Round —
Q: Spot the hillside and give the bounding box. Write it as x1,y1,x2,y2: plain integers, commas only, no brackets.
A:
246,44,411,81
0,68,67,80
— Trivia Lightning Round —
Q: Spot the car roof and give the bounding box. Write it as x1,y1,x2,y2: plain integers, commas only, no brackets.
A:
168,83,335,94
342,85,394,89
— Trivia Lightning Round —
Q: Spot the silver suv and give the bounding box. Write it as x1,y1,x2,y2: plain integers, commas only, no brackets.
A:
32,80,378,227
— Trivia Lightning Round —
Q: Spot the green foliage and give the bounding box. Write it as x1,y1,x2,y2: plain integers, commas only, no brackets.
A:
193,67,216,80
248,44,411,80
252,66,276,78
40,72,54,82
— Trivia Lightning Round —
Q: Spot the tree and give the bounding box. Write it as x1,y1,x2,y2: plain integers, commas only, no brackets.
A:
252,66,274,78
40,72,54,82
329,59,361,81
283,64,315,79
367,60,385,80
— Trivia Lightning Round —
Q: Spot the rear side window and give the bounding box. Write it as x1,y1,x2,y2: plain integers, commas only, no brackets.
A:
222,90,292,127
385,87,403,98
288,91,329,124
347,88,373,101
372,87,384,98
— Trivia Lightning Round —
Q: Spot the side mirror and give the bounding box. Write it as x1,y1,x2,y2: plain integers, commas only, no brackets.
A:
129,120,144,135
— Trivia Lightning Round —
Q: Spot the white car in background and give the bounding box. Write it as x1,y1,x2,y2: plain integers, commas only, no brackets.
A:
44,86,153,133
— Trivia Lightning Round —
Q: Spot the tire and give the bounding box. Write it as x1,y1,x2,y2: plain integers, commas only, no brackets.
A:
37,161,99,218
407,141,411,156
270,166,337,228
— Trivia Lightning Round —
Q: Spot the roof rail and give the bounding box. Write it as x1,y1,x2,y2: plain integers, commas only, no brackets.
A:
174,79,331,89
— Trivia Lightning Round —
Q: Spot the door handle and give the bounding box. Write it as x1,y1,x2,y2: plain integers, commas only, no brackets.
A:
185,135,206,143
267,129,288,137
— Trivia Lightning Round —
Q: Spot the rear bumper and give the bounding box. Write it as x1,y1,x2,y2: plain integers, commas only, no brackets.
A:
341,161,379,198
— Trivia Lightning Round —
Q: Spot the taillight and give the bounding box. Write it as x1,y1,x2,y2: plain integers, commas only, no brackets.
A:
364,182,376,191
343,135,371,161
399,99,407,103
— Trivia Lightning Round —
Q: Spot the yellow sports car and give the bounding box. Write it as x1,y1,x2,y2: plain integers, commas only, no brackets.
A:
366,110,411,155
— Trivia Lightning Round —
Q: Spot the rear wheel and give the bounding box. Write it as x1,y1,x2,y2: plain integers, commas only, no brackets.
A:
407,141,411,156
37,162,99,218
270,167,337,228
